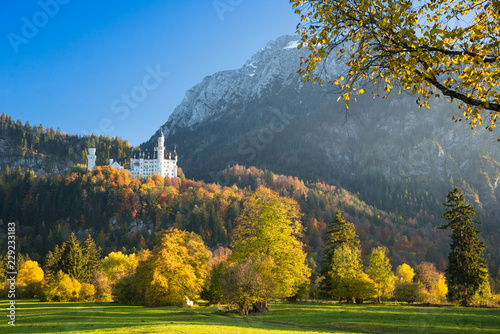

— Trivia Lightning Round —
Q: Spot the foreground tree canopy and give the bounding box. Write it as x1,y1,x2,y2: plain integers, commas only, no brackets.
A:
291,0,500,134
230,188,311,307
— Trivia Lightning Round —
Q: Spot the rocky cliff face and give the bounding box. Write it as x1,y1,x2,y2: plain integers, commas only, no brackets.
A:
147,35,500,216
0,138,67,174
162,35,316,134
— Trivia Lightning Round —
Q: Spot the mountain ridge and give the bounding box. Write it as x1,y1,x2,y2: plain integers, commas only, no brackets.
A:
145,35,500,219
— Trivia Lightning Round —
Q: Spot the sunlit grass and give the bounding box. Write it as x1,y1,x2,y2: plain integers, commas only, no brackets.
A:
0,299,498,333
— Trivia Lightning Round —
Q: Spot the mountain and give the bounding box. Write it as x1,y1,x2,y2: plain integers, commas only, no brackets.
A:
144,35,500,221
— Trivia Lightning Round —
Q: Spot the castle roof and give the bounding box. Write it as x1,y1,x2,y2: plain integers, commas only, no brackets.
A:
131,150,177,160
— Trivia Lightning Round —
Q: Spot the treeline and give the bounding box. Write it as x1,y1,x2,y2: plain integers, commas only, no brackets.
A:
1,189,497,312
0,113,131,167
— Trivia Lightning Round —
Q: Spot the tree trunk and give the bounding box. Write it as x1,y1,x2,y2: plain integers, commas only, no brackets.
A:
463,293,469,307
462,285,469,307
252,300,268,313
239,303,249,316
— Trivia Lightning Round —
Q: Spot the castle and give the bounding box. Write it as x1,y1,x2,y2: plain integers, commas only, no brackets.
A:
87,131,178,179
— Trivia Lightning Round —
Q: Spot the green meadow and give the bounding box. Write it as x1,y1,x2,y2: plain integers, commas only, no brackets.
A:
1,299,499,333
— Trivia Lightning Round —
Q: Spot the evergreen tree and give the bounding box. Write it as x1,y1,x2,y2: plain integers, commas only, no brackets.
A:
82,234,102,280
44,244,63,273
319,211,360,297
440,188,488,306
59,233,88,282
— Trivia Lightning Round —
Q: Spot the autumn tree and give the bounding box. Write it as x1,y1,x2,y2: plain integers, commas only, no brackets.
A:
115,228,210,307
320,211,360,297
291,0,500,135
221,255,275,316
40,271,82,302
101,251,140,286
440,188,488,306
393,262,423,304
230,187,310,313
367,246,395,303
414,262,448,303
396,263,415,284
327,244,377,303
202,246,232,305
17,260,44,297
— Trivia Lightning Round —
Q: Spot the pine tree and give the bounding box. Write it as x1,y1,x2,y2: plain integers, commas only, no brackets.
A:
82,234,102,281
59,233,88,282
319,211,360,297
440,188,488,306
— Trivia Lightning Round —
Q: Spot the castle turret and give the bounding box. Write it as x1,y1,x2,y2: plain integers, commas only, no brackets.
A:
87,147,96,171
157,129,165,176
158,129,165,158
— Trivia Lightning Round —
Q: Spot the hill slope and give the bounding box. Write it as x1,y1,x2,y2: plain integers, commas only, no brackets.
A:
0,113,131,174
0,165,461,271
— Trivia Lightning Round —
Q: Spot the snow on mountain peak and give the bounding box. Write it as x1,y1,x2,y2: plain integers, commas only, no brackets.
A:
285,40,301,49
162,35,310,135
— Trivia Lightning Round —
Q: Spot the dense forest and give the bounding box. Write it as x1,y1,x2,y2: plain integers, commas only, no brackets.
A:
0,113,131,170
1,164,499,276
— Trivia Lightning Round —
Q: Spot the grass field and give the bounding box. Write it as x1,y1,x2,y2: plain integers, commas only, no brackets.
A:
1,299,499,333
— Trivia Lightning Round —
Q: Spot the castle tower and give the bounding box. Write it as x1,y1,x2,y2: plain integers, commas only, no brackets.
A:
87,147,96,171
157,129,165,175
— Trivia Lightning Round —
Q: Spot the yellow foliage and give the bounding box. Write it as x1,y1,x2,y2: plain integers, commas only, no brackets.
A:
231,187,311,299
291,0,500,134
434,276,448,303
101,251,139,284
18,260,44,286
396,263,415,284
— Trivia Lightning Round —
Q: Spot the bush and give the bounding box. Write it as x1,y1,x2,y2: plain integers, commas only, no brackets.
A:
41,271,81,302
114,275,143,305
202,262,225,305
80,283,96,301
470,278,494,307
17,260,44,298
492,294,500,307
90,271,112,301
394,282,425,304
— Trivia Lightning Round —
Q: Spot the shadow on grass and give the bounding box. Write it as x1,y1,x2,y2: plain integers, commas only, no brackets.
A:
1,299,499,334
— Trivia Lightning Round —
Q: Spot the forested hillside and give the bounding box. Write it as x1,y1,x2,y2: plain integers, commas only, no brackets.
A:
1,165,498,275
0,113,131,173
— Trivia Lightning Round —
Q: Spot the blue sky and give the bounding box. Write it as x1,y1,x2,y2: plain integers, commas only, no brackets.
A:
0,1,299,145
